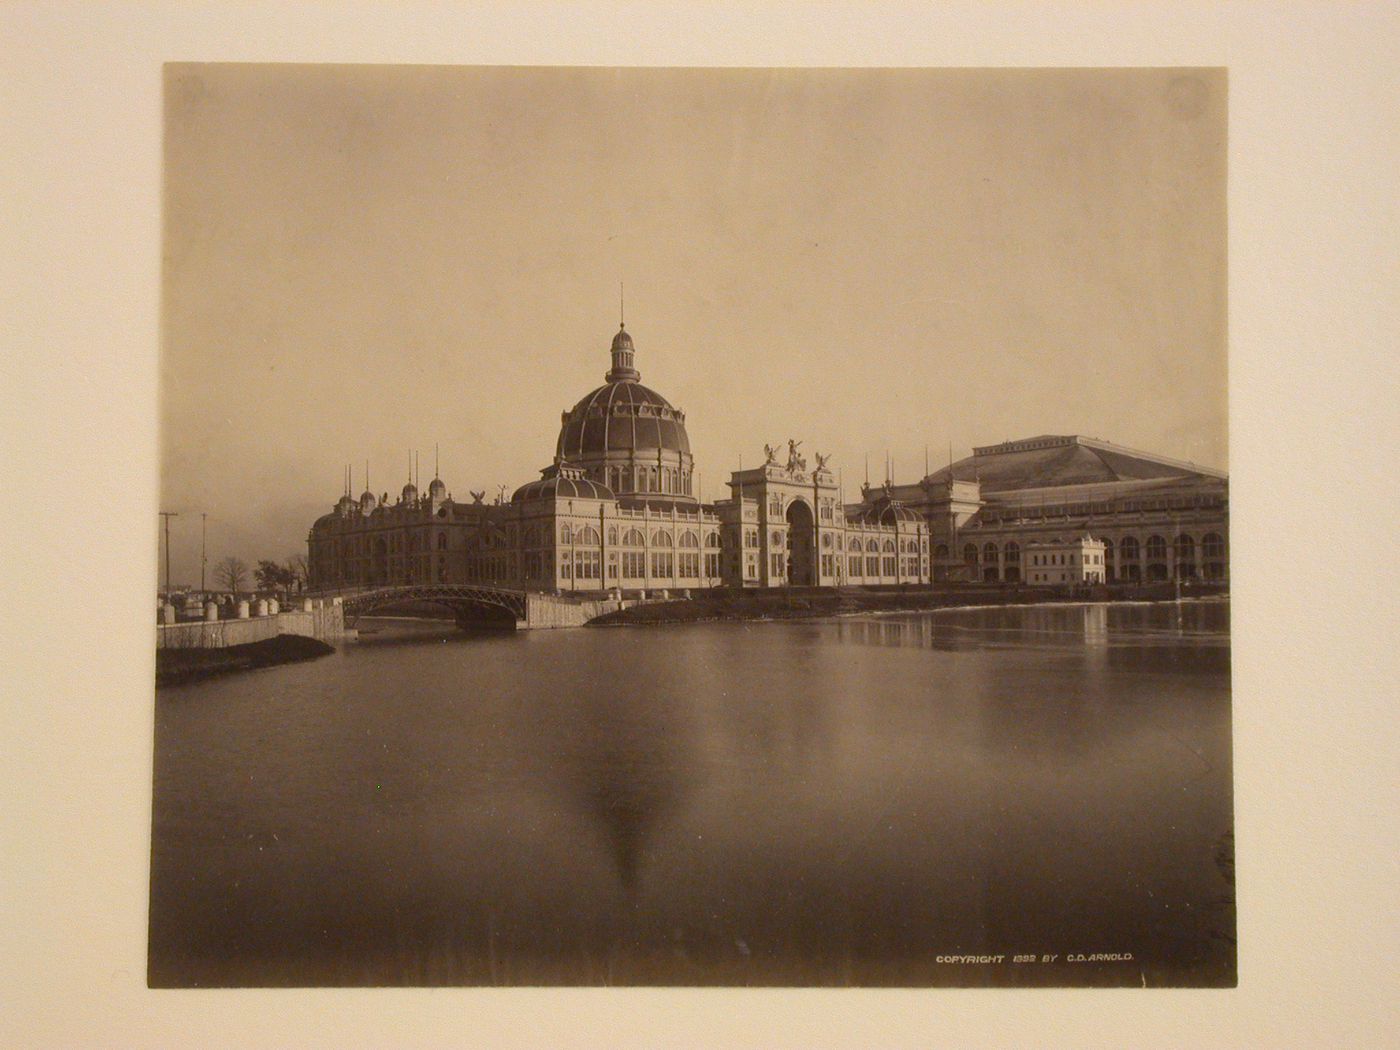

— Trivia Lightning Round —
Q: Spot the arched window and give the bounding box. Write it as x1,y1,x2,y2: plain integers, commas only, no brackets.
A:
850,537,862,552
652,529,673,547
771,530,783,547
1174,534,1196,559
437,533,447,550
623,528,645,547
679,531,700,548
1146,535,1168,560
578,525,600,546
983,542,998,560
1004,541,1020,561
769,496,782,517
964,543,979,564
866,539,879,553
606,525,618,546
559,523,572,544
1120,536,1140,560
883,539,896,553
705,532,721,548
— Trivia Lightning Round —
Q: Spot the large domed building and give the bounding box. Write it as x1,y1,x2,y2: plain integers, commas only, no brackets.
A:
553,324,696,506
305,319,1229,599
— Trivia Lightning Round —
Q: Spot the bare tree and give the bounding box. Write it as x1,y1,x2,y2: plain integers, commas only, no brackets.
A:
215,556,248,598
286,553,309,593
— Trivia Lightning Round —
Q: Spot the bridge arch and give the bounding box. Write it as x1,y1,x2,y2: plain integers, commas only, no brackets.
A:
339,584,527,628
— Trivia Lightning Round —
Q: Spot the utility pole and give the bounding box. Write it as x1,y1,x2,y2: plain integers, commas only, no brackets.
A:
200,512,207,595
159,511,179,596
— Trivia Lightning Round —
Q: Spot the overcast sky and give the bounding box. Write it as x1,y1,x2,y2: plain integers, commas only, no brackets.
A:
160,65,1225,587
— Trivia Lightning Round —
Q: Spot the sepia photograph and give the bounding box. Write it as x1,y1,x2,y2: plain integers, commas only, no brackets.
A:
148,63,1234,988
9,2,1400,1046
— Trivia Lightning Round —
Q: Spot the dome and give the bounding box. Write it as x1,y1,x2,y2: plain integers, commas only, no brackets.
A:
359,490,377,511
401,482,418,502
512,467,615,504
556,380,691,459
856,494,922,526
611,326,634,351
428,477,446,498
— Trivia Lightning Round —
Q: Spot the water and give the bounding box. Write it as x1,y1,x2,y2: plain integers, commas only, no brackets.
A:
148,600,1234,987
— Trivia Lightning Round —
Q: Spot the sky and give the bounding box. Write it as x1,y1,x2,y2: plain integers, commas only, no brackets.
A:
160,65,1226,587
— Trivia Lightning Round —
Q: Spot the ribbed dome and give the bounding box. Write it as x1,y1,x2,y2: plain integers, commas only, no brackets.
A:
855,494,922,526
556,381,691,458
611,326,634,351
512,472,616,504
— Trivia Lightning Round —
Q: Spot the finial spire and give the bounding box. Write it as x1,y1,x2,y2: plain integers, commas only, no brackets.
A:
620,281,625,328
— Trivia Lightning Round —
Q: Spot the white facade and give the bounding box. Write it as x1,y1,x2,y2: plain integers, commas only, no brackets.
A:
1023,536,1107,586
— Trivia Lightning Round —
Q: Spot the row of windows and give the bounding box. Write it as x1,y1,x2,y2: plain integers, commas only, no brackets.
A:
984,495,1226,523
955,533,1226,563
1029,552,1103,567
605,464,691,495
550,524,721,548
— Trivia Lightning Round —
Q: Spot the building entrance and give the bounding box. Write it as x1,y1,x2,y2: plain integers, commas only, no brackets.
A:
785,500,816,585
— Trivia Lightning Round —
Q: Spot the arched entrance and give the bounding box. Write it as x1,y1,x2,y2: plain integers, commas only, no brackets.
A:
785,499,816,586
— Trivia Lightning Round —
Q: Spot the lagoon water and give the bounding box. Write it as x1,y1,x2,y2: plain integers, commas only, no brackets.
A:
148,600,1234,986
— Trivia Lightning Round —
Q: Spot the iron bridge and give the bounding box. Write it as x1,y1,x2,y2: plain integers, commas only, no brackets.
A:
337,584,528,626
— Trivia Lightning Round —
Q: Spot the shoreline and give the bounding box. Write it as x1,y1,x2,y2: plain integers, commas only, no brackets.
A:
156,634,335,687
589,585,1228,628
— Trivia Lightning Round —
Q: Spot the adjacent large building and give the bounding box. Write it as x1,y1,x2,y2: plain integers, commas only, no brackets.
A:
308,325,1225,594
880,434,1229,584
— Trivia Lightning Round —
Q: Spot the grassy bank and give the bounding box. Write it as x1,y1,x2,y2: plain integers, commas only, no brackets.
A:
589,583,1227,626
156,634,335,686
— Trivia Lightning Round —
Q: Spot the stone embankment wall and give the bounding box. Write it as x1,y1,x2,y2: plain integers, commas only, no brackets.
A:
156,600,346,649
521,594,637,629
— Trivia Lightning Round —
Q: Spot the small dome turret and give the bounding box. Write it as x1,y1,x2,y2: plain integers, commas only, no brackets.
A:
428,476,446,499
401,481,418,503
359,490,377,513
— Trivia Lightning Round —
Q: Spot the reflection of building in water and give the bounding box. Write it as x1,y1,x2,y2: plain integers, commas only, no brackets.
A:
1025,536,1107,586
309,321,928,592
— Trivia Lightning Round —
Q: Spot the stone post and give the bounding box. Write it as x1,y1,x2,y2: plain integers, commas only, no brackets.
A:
255,599,269,617
303,599,314,612
160,603,177,625
237,600,250,619
268,598,279,615
204,602,219,622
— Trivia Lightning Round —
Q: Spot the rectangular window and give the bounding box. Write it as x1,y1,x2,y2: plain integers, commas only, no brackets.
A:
866,556,879,576
678,553,700,578
848,555,861,577
883,556,896,576
651,552,674,578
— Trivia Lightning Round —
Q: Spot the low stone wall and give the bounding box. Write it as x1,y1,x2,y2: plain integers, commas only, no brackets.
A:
156,602,346,649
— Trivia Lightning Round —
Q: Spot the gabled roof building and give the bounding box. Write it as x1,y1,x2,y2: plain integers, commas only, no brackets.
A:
866,435,1228,583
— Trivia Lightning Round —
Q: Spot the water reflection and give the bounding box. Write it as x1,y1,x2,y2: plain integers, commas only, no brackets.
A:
535,685,701,895
149,602,1233,987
